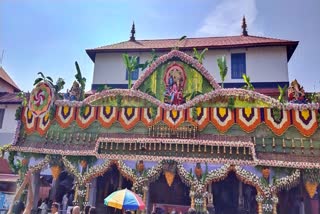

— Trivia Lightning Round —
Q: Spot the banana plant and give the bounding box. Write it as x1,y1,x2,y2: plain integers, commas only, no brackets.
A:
139,49,158,70
242,74,254,90
122,54,139,89
217,56,228,88
33,72,54,86
75,61,86,100
278,85,288,103
193,48,208,64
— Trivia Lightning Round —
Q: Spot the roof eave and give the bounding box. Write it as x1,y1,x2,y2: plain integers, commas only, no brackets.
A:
286,41,299,62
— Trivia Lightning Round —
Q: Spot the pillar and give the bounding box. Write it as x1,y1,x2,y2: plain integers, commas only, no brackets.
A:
190,190,195,209
238,182,244,210
142,185,148,214
89,178,97,206
31,171,41,214
207,183,214,209
256,192,263,214
271,193,278,214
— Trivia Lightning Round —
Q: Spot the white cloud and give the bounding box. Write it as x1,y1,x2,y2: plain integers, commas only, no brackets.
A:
196,0,262,36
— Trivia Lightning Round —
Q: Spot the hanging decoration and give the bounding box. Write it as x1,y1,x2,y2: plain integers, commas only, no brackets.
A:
118,107,140,130
36,112,51,136
210,107,234,132
187,107,210,130
292,109,318,137
264,108,291,136
141,107,162,127
97,106,118,128
22,107,37,134
55,105,76,128
28,82,55,117
76,106,97,129
236,108,261,132
163,109,185,129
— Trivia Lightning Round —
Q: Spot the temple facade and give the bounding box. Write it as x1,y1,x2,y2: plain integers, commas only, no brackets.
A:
2,21,320,214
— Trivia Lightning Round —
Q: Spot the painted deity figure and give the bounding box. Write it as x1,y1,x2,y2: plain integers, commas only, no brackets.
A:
164,64,186,105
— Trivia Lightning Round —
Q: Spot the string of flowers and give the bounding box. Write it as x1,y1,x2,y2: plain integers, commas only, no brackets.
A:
272,169,300,193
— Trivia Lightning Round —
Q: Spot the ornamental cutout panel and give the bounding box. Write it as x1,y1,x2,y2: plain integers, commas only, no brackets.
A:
28,82,54,117
292,109,318,137
264,108,291,136
163,109,185,129
22,107,37,134
236,108,261,133
118,107,140,130
186,107,210,130
37,112,51,136
141,107,162,127
211,107,234,132
56,106,76,128
97,106,118,128
76,106,97,129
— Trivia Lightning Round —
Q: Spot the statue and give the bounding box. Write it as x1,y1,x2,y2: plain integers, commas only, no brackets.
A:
288,79,307,103
64,81,81,101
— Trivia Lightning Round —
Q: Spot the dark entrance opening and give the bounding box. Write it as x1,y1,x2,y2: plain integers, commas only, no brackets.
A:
149,172,190,213
212,172,257,214
96,165,133,214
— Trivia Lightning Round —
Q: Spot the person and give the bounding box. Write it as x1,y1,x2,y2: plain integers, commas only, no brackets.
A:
62,194,69,214
187,208,196,214
84,205,91,214
72,206,80,214
88,207,96,214
39,199,48,214
51,202,59,214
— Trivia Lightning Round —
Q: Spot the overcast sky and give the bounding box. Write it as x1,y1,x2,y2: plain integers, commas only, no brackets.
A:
1,0,319,92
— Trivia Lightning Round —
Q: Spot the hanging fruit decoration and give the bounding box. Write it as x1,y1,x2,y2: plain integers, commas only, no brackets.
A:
21,158,29,166
136,160,145,173
164,171,175,187
305,181,318,198
80,160,88,169
262,167,270,179
195,163,203,179
51,165,61,180
163,161,176,187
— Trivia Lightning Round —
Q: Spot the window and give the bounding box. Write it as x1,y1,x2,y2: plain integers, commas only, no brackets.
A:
231,53,246,79
125,57,140,81
0,109,4,129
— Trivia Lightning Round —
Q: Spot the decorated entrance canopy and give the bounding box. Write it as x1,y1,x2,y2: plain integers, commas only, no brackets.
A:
3,49,320,214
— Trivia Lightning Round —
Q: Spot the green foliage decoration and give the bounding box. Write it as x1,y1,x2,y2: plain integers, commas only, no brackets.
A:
302,168,320,183
227,96,235,109
277,85,288,103
122,54,140,89
193,48,208,64
75,61,86,100
242,74,254,90
8,151,22,174
217,56,228,88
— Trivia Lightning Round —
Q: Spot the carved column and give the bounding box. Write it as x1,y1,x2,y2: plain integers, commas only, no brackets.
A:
256,192,264,214
238,182,244,210
271,194,278,214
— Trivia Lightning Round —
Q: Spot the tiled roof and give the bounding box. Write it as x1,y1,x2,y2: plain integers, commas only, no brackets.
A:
0,92,22,104
0,158,13,174
86,35,298,62
0,67,20,92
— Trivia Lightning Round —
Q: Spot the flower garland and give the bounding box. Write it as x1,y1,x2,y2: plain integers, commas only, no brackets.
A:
271,169,300,193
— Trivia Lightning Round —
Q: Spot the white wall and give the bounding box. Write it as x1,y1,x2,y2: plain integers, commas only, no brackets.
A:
0,104,19,146
92,46,288,86
0,80,14,93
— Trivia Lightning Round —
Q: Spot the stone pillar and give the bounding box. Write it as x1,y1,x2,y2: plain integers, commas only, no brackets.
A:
31,171,41,213
256,192,264,214
89,178,97,206
271,194,278,214
238,182,244,210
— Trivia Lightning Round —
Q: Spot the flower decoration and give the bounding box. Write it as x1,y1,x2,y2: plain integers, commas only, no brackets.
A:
29,82,55,117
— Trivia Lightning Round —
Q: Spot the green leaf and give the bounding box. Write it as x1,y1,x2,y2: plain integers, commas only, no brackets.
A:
46,76,54,83
179,35,187,41
33,77,43,86
37,72,45,79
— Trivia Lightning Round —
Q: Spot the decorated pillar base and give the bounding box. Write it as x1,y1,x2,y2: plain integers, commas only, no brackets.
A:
256,192,264,214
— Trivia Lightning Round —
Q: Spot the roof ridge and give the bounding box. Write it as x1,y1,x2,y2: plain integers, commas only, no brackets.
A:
0,66,20,91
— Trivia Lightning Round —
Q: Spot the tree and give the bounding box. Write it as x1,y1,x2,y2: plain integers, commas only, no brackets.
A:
122,54,139,89
242,74,254,90
75,61,86,100
193,48,208,64
217,56,228,88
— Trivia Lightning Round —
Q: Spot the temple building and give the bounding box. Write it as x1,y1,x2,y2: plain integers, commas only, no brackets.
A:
3,18,320,214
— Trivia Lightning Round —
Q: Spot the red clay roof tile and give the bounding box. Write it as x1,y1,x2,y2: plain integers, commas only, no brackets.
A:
0,67,20,92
